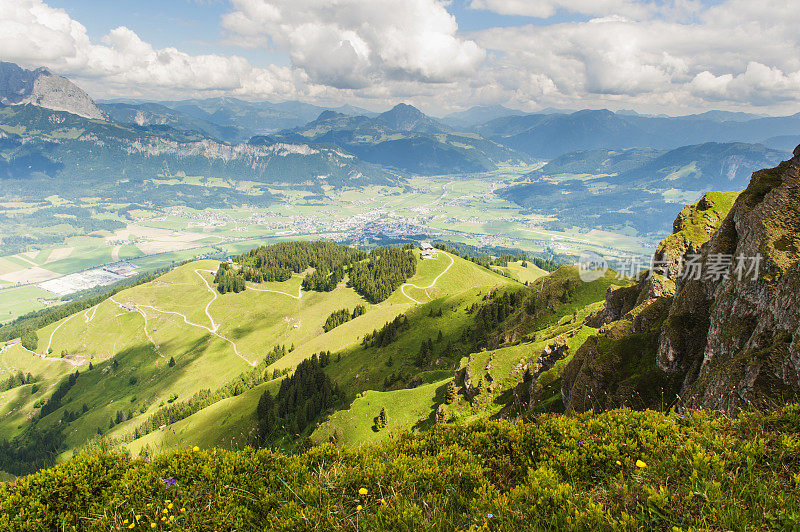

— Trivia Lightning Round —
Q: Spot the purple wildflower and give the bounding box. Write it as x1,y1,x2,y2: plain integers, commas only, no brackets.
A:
161,477,177,488
578,440,584,446
487,513,494,519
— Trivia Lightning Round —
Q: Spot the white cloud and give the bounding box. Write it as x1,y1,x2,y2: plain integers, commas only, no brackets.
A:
1,0,799,115
221,0,485,89
468,0,658,20
467,0,800,114
0,0,301,100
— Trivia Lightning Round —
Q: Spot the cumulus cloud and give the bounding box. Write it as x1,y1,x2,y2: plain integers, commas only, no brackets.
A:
468,0,655,19
468,0,800,113
0,0,301,99
1,0,799,115
221,0,485,89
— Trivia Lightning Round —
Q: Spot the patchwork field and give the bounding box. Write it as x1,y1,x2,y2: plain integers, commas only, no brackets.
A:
0,170,655,323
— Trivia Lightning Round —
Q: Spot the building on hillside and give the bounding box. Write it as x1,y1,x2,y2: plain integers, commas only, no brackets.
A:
420,241,437,260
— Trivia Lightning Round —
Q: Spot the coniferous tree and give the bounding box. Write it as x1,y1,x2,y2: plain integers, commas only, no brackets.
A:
20,330,38,351
256,391,276,441
445,381,457,404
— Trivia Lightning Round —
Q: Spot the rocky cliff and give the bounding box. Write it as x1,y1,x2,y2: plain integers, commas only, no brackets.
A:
0,62,104,120
558,151,800,413
657,145,800,411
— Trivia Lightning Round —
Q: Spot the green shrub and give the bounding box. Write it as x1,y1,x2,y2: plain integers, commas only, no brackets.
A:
1,407,799,530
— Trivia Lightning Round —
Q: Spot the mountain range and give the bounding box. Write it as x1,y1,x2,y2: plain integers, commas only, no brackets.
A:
1,60,800,234
478,109,800,158
498,142,787,234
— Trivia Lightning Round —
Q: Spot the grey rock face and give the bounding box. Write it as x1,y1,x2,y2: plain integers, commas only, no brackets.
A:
657,155,800,411
0,62,104,120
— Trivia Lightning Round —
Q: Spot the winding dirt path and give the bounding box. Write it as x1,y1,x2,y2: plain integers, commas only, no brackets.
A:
84,304,100,323
194,269,220,332
109,296,163,358
246,284,304,299
109,270,257,366
18,343,83,367
400,251,454,305
44,313,78,355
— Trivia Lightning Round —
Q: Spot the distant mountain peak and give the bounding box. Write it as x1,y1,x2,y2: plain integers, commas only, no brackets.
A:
316,110,346,122
0,61,104,120
376,103,448,133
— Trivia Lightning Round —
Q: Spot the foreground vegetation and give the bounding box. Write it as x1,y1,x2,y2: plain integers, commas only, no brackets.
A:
2,406,799,530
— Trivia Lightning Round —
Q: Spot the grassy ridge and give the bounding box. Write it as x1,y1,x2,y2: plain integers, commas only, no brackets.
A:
2,406,799,530
0,247,514,463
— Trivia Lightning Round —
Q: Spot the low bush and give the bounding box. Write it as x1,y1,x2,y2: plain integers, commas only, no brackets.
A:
1,406,799,530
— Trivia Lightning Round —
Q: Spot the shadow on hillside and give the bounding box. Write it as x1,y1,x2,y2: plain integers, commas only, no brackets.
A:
410,381,449,433
34,334,222,446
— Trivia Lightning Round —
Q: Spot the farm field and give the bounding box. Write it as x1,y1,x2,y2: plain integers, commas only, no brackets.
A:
0,171,656,323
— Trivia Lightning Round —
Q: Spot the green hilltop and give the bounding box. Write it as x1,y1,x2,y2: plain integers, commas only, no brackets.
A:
2,148,800,529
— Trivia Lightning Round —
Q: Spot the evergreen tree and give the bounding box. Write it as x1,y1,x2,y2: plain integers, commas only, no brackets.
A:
445,381,457,404
168,357,176,367
256,391,276,441
20,330,38,351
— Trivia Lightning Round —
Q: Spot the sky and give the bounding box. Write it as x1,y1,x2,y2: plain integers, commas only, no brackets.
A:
1,0,798,116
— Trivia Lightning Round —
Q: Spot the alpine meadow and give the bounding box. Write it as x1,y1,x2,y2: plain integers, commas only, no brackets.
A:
1,1,800,530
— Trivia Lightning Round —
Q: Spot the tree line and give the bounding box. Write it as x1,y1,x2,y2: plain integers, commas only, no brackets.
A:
348,247,417,303
362,314,410,348
236,241,366,286
323,305,366,332
256,352,341,441
213,263,246,294
2,371,38,392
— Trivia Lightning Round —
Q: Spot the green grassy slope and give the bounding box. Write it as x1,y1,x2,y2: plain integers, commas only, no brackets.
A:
312,380,448,447
0,246,517,463
490,260,548,284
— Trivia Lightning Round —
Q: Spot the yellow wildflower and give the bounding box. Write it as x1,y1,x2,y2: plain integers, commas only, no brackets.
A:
124,519,129,524
636,460,647,468
151,524,157,529
128,524,135,530
615,460,622,466
162,508,169,514
359,488,368,496
192,446,200,452
167,503,173,510
180,508,186,513
356,505,363,512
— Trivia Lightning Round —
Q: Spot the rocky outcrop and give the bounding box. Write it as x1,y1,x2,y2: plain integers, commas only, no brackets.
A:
657,147,800,412
0,62,104,120
510,338,570,412
652,191,739,279
560,180,743,413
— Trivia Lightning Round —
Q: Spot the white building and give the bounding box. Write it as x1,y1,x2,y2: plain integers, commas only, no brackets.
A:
420,241,437,260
